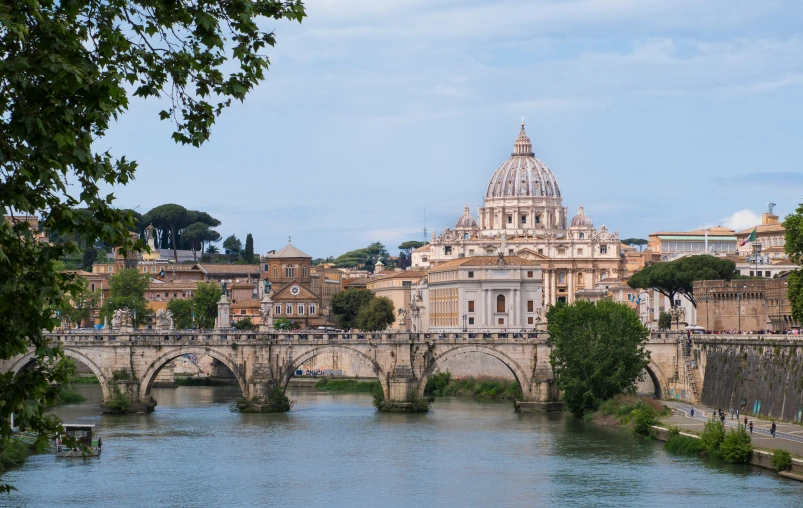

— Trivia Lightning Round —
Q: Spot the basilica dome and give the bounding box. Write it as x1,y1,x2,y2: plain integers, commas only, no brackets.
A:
485,122,561,199
455,206,478,229
570,205,593,228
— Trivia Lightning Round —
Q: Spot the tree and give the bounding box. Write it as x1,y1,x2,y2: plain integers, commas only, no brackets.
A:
142,205,220,262
182,222,220,262
244,233,255,262
547,301,650,417
622,238,648,251
658,311,672,330
334,242,389,270
206,245,220,254
223,235,243,256
0,0,304,482
398,240,426,257
233,317,255,331
784,202,803,324
167,299,194,330
330,289,375,330
627,255,737,307
357,297,396,331
99,269,153,327
82,247,98,271
63,280,101,328
193,282,221,329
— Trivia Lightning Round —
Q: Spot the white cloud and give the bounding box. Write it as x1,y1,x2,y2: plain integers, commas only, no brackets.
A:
431,84,470,97
719,209,762,231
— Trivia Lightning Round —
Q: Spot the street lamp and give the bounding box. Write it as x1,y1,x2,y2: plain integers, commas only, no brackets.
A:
737,284,746,333
462,314,467,332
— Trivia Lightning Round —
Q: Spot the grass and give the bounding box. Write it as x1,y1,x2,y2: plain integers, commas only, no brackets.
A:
664,435,704,456
71,376,100,385
424,372,523,400
55,387,87,405
315,379,380,393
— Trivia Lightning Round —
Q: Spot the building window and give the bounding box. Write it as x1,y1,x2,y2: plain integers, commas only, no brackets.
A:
273,267,277,278
298,304,304,315
600,245,608,254
468,271,474,278
538,249,543,255
600,271,607,280
108,267,112,273
521,215,527,224
535,215,540,224
557,248,565,255
508,249,513,255
559,272,566,283
765,271,771,277
528,317,534,325
422,256,428,262
445,246,452,255
527,300,534,312
264,264,268,271
91,283,95,291
749,271,754,276
310,304,316,314
468,301,475,312
498,318,504,325
142,267,147,273
579,232,584,239
508,215,513,224
241,310,246,315
302,266,307,278
286,304,292,315
285,266,295,278
468,249,474,255
174,292,177,298
527,271,533,278
468,317,474,325
577,248,583,255
275,304,281,315
496,295,505,313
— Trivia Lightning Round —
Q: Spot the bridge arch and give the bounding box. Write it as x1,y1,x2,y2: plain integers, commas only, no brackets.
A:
643,361,666,399
139,347,246,401
10,348,111,400
283,345,389,398
416,345,532,399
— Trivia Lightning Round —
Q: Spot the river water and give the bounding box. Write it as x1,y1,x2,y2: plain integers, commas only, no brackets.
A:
2,385,801,507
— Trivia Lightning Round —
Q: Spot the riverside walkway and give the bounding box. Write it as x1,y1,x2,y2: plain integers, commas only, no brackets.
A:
663,401,803,457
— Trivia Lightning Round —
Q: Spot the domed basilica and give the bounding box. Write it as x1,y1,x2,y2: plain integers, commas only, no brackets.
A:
428,121,625,305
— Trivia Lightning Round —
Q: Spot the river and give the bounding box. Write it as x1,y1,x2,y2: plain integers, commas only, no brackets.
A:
1,385,801,507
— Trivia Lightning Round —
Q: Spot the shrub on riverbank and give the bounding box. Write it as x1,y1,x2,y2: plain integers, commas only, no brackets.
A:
720,426,752,464
71,376,99,385
699,420,726,458
424,372,522,400
0,438,32,476
664,435,703,456
596,395,668,428
315,379,380,393
771,448,792,471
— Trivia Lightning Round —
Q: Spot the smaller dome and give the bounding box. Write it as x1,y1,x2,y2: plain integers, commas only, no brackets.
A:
570,205,593,228
456,206,478,229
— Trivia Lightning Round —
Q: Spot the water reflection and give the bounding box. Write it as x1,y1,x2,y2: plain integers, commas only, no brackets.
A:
0,386,800,507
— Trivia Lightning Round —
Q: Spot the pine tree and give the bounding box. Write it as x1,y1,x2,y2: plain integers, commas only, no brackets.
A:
244,233,254,262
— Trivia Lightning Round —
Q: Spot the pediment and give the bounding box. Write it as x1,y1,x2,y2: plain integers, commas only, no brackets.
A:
272,280,317,300
514,248,551,261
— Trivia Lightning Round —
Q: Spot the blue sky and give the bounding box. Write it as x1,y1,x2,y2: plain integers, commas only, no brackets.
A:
101,0,803,258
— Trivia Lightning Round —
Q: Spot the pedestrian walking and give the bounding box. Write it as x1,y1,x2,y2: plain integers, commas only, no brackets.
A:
771,421,777,438
690,407,695,417
749,421,753,434
735,409,739,419
720,413,725,424
743,415,748,427
730,407,734,420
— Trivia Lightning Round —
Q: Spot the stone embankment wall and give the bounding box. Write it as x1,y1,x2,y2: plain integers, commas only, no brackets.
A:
700,342,803,421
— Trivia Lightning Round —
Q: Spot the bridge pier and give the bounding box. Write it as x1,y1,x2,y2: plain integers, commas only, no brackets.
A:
102,379,156,414
515,378,562,412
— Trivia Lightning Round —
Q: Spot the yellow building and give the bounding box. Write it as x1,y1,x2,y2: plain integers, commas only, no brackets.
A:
365,271,427,331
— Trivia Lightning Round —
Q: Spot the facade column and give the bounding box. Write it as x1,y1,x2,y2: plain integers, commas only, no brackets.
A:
551,270,557,305
568,270,575,303
513,289,519,326
543,271,550,307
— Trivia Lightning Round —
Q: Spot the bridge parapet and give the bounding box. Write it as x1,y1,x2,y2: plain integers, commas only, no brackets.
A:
693,333,803,346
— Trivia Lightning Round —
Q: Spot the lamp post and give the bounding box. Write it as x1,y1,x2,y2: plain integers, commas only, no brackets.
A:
462,314,467,332
737,284,746,333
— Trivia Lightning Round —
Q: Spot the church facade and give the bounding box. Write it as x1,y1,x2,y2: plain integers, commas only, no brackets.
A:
426,122,625,306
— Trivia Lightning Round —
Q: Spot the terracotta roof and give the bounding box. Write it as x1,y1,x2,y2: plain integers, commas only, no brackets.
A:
270,243,311,259
736,224,785,235
229,281,255,289
413,244,431,252
63,270,95,277
372,270,427,280
428,256,539,272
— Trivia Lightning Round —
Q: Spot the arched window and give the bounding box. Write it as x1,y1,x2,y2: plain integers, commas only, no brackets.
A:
302,266,307,278
272,267,277,279
600,271,608,280
577,272,584,286
558,272,566,283
285,265,295,278
496,294,505,313
579,232,584,239
464,233,469,240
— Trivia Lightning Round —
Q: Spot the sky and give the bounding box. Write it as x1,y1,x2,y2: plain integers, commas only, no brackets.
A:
99,0,803,258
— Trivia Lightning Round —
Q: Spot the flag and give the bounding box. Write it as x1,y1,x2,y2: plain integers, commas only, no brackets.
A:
740,228,756,247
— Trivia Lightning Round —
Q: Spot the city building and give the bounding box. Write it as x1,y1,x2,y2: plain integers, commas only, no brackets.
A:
427,121,624,305
365,270,427,331
261,241,329,328
735,206,786,261
418,255,543,331
648,226,737,261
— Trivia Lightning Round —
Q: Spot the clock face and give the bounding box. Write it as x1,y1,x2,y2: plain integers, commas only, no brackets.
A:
290,286,300,296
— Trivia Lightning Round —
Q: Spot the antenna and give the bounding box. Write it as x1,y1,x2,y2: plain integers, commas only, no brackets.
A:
423,208,428,243
768,202,776,215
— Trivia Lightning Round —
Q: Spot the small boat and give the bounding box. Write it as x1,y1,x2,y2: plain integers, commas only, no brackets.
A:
56,424,102,458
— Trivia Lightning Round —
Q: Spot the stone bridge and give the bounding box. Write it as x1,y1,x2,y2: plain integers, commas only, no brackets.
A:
1,330,690,413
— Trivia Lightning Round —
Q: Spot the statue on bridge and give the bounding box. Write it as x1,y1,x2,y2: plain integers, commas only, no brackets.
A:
154,309,174,331
669,306,686,330
112,308,134,329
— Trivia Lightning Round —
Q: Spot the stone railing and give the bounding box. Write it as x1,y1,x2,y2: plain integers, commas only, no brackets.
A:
692,333,803,346
45,330,552,347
